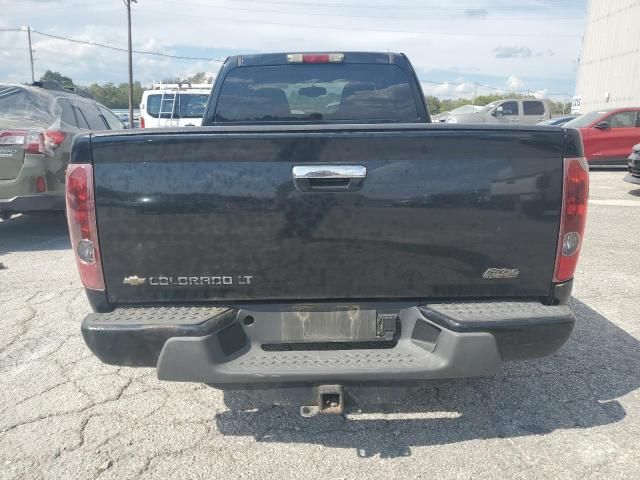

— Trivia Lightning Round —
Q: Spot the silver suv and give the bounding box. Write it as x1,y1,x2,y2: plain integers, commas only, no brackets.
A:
445,99,551,125
0,82,124,219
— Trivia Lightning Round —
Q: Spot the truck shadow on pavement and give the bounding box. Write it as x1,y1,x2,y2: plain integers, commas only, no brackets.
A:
0,214,70,257
216,298,639,458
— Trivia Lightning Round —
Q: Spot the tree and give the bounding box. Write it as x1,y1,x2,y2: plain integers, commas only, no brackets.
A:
184,72,212,84
86,81,143,109
161,72,213,85
425,96,441,115
40,70,74,88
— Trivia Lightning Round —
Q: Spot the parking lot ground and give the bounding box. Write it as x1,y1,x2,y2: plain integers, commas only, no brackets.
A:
0,171,639,479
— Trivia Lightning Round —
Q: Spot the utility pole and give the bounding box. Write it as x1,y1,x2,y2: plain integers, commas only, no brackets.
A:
23,26,35,84
472,82,478,105
124,0,137,129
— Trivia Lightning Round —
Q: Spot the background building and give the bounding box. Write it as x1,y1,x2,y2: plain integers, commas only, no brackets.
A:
572,0,640,113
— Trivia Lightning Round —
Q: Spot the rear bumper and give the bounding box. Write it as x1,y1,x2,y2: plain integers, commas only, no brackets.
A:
81,301,575,385
626,156,640,184
0,193,65,213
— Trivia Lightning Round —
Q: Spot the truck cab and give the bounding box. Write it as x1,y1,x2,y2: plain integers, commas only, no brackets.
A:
446,98,551,125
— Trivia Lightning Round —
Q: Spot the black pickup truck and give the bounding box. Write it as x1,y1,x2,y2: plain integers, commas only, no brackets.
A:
68,52,589,414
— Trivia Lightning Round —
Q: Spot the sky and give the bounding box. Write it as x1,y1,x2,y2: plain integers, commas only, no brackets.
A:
0,0,587,101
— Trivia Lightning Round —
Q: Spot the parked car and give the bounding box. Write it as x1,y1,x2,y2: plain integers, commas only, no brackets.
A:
0,81,124,219
432,110,450,122
112,109,140,129
446,98,551,124
563,107,640,165
624,143,640,184
538,115,577,126
435,105,483,122
70,52,587,414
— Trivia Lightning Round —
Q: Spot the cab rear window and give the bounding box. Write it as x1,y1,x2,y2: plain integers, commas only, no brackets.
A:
214,64,420,124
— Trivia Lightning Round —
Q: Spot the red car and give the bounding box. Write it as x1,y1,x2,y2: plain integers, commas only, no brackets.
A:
564,107,640,165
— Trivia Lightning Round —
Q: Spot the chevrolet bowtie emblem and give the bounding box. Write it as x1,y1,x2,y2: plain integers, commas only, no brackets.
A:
123,275,147,286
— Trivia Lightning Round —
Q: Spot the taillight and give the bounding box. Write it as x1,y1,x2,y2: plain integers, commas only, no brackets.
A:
43,130,66,150
66,164,105,291
0,130,27,145
36,176,47,193
287,53,344,64
0,130,62,154
553,157,589,282
140,116,145,128
25,132,44,154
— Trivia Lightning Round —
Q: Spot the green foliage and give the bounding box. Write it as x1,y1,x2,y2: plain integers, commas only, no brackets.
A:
85,82,144,109
40,70,74,88
160,72,214,85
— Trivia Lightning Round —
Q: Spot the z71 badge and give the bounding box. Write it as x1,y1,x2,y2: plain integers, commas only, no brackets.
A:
122,275,253,286
482,268,520,279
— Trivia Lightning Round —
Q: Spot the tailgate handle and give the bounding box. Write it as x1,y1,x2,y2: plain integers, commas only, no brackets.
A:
292,165,367,192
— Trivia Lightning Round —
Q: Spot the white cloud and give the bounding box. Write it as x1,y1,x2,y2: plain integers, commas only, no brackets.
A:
0,0,586,93
506,75,525,90
494,46,532,58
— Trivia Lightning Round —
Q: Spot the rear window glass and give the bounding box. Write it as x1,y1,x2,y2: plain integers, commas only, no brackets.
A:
564,111,607,128
0,85,53,129
75,104,106,130
98,106,125,130
214,64,420,123
146,93,208,119
57,98,77,127
73,106,90,129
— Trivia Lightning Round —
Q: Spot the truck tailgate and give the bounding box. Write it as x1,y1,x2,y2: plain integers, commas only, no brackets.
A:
90,125,565,304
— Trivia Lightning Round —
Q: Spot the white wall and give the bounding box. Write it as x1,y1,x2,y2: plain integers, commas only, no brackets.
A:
573,0,640,113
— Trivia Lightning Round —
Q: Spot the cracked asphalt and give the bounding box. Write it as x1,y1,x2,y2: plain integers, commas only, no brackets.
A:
0,171,639,479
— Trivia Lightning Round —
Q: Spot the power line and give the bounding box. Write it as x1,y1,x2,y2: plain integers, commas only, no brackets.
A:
30,30,225,62
6,27,573,98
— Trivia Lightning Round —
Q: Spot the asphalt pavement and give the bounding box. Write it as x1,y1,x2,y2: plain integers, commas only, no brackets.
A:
0,171,638,479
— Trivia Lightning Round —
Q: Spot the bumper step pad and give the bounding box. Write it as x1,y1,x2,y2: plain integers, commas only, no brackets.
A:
81,302,575,384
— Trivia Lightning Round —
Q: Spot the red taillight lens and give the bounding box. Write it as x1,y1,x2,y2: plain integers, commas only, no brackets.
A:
43,130,66,150
0,130,27,145
25,132,43,154
36,176,47,193
287,53,344,64
66,164,105,291
140,116,145,128
554,157,589,282
303,54,330,63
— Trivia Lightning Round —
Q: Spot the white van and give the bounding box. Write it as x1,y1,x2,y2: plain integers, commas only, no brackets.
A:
139,83,211,128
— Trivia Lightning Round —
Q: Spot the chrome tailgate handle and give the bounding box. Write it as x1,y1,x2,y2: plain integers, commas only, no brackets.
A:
292,165,366,180
292,165,367,192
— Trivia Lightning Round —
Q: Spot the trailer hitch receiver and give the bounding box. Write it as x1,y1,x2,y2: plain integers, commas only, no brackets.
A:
300,385,344,417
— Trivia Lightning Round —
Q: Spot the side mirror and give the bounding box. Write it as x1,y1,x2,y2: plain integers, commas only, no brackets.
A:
594,121,610,130
492,106,504,117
